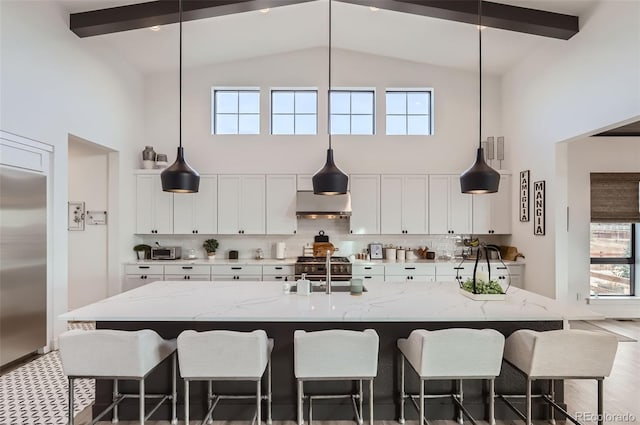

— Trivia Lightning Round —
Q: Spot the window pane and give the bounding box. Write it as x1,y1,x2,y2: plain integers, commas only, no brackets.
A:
352,115,373,135
272,92,294,113
216,114,238,134
352,92,373,114
407,92,429,114
295,92,317,114
330,92,350,114
239,92,259,113
590,223,632,258
272,114,294,134
295,114,317,135
407,115,429,135
239,114,260,134
590,263,631,295
386,92,406,114
386,115,406,135
330,114,350,135
216,92,238,113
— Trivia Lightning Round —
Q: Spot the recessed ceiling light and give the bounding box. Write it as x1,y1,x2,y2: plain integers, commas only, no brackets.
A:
369,7,379,12
149,25,161,31
260,8,270,14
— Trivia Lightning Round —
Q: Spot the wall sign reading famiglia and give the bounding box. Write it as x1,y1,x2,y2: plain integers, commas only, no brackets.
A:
533,180,545,235
520,170,530,222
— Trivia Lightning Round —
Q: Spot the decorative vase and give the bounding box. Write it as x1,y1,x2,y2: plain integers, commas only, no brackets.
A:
142,146,156,161
155,153,168,169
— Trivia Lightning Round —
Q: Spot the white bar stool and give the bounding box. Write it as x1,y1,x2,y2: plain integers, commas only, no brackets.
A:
502,329,618,425
58,329,177,425
294,329,379,425
397,328,505,425
177,329,273,425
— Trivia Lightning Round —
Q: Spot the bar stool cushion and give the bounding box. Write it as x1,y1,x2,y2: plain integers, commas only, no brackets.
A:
59,329,176,379
397,328,504,378
178,330,272,379
294,329,379,379
504,329,618,378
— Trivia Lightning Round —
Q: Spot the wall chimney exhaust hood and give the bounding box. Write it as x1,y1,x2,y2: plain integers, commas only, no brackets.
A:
296,191,351,219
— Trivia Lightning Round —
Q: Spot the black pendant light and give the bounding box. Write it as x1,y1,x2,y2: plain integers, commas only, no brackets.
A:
161,0,200,193
312,0,348,195
460,0,500,194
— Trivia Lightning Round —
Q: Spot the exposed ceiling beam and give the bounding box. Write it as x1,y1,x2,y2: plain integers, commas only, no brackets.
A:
70,0,579,40
70,0,316,38
339,0,579,39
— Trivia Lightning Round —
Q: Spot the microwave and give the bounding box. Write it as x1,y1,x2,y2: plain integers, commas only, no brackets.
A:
151,246,181,260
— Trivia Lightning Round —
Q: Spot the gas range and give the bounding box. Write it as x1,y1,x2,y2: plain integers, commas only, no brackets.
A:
294,256,352,282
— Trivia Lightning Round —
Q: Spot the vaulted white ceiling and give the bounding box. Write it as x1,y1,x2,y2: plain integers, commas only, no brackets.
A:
56,0,597,76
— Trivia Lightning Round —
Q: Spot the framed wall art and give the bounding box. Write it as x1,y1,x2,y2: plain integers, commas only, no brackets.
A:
533,180,545,235
68,201,85,231
520,170,530,222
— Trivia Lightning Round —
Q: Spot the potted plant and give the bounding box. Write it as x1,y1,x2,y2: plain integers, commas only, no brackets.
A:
133,244,151,260
203,239,219,260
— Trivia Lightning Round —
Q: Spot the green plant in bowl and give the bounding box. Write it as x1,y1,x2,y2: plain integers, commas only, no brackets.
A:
461,278,504,294
203,239,219,256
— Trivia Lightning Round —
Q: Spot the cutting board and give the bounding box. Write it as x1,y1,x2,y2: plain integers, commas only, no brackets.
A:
313,242,336,257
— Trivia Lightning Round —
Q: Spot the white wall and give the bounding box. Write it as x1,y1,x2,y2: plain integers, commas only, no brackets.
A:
0,1,144,344
68,137,110,309
566,137,640,312
502,0,640,298
143,47,503,174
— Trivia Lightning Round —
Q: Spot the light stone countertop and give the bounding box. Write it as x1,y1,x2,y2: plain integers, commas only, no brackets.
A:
60,280,598,323
128,258,298,266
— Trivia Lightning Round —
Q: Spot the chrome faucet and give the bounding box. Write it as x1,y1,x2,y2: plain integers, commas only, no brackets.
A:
325,250,332,294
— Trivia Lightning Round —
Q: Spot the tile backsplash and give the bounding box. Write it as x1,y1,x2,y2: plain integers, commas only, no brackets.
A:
134,218,507,260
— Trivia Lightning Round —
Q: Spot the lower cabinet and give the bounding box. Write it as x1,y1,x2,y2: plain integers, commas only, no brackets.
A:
384,264,436,282
262,265,294,282
164,265,211,281
123,264,164,291
352,264,385,284
211,265,263,281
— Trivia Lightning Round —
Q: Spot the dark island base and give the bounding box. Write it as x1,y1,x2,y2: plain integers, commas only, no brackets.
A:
95,320,564,422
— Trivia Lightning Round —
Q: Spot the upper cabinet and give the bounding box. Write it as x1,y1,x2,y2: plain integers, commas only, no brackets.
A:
266,175,297,235
218,175,265,235
380,175,429,235
135,174,173,234
349,175,380,235
429,175,472,235
173,175,218,235
472,174,512,234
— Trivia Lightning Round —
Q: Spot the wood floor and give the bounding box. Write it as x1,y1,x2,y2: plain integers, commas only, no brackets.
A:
76,320,640,425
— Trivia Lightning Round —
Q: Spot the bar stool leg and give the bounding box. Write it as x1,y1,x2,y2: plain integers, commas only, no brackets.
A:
358,379,364,425
184,380,190,425
171,353,177,425
139,379,145,425
488,379,495,425
419,379,425,425
68,378,75,425
399,354,405,424
256,379,262,425
526,379,532,425
297,380,304,425
457,379,464,424
369,378,374,425
112,379,119,423
207,380,213,424
549,380,556,425
597,379,604,425
267,359,273,425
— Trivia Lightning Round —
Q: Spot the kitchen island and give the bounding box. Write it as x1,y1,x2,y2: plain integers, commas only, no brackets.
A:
60,281,601,422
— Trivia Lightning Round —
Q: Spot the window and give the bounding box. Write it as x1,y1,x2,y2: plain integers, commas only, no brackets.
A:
271,90,317,135
590,223,635,296
330,90,374,135
212,89,260,134
386,90,432,135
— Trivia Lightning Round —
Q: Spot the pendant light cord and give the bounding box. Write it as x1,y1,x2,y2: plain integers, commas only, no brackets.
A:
179,0,183,149
328,0,332,150
478,0,482,149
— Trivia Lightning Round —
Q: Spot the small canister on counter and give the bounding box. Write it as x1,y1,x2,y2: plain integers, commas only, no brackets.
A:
396,247,406,261
385,247,396,260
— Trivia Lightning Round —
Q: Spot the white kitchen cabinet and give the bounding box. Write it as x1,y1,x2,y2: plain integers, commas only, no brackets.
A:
297,174,313,191
385,263,436,283
218,175,265,235
211,264,263,281
380,175,428,235
262,265,295,282
472,174,512,234
164,264,211,281
429,175,472,235
123,264,164,291
173,175,218,235
266,175,297,235
349,175,380,235
135,174,173,234
352,264,385,284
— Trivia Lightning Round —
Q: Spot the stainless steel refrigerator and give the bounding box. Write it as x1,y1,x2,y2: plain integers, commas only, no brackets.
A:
0,166,47,367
